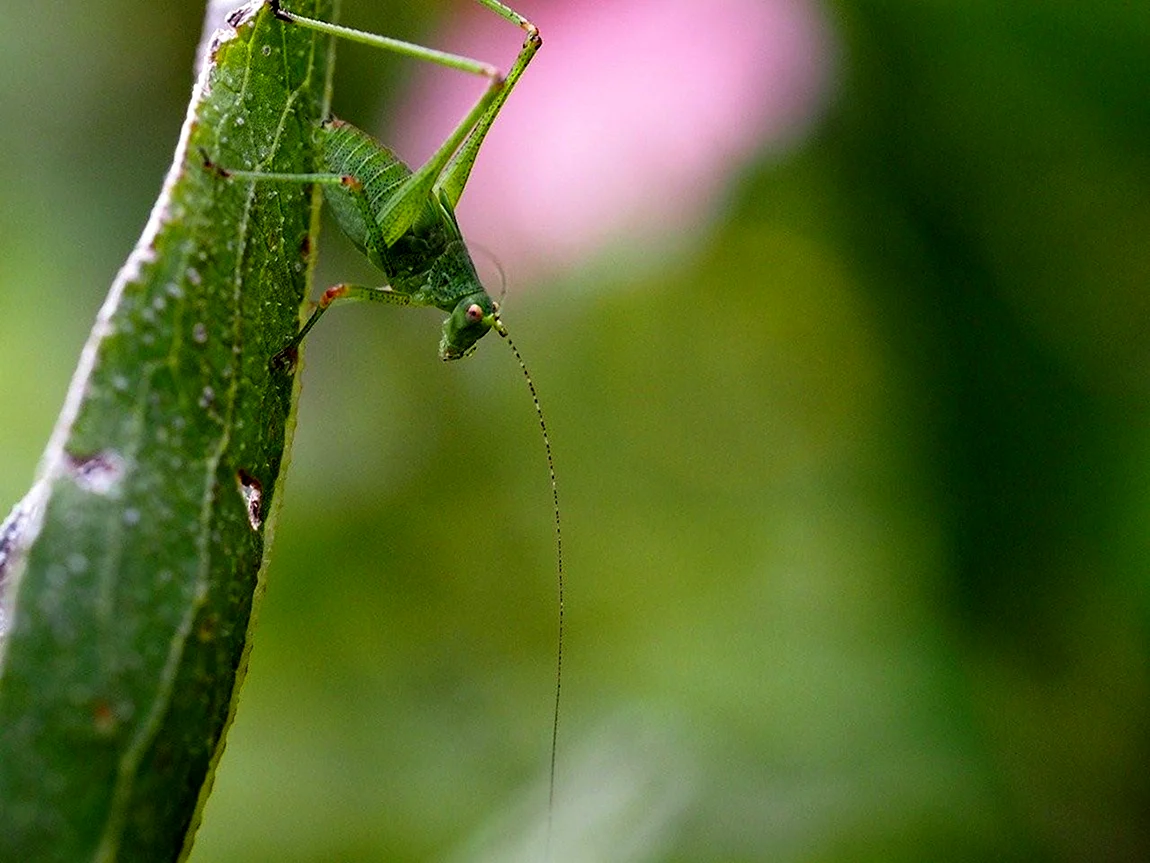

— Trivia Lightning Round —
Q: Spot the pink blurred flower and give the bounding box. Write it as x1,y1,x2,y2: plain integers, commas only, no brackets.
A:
391,0,836,284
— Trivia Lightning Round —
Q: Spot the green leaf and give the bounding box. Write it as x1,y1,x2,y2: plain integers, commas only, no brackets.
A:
0,2,336,859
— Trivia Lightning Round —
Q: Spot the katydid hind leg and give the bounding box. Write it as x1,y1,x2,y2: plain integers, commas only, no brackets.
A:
272,1,540,232
437,1,541,208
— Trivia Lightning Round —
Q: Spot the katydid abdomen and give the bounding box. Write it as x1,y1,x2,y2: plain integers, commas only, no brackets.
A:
322,119,490,312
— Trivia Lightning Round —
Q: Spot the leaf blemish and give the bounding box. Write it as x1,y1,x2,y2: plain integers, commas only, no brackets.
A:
197,612,219,642
0,498,32,596
65,451,125,496
236,469,263,531
92,700,119,737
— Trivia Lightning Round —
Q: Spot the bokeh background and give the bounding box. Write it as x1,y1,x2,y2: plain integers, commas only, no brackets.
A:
2,0,1149,860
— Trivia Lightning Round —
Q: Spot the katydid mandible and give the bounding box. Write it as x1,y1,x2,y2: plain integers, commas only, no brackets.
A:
214,0,566,827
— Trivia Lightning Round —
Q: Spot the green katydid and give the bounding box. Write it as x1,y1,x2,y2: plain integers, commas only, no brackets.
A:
210,0,567,826
215,0,537,362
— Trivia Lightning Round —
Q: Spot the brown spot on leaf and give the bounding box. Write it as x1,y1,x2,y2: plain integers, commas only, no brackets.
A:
66,451,125,495
92,700,118,736
237,469,263,531
198,612,219,643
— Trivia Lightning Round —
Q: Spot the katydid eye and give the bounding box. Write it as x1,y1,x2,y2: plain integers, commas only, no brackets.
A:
466,303,484,324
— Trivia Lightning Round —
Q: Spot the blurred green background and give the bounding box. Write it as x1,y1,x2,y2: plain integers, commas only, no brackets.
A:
2,0,1149,860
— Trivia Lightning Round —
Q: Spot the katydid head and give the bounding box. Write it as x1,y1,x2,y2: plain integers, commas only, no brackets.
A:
439,292,498,360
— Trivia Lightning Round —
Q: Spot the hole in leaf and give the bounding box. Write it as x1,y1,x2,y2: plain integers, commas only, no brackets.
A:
237,469,263,531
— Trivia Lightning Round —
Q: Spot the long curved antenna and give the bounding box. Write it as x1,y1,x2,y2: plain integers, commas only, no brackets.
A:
469,242,509,305
492,307,563,854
